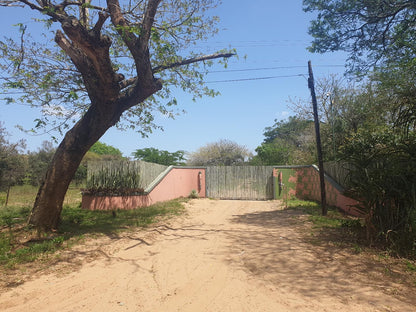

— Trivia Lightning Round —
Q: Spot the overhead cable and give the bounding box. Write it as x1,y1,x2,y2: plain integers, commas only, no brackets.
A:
206,74,304,83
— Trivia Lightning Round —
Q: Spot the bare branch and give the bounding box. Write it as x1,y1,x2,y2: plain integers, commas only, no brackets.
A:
8,0,43,11
119,52,235,90
57,1,107,12
92,11,109,35
153,52,235,73
0,0,25,7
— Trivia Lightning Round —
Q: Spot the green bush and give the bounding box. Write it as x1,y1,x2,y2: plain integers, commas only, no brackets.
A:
342,129,416,257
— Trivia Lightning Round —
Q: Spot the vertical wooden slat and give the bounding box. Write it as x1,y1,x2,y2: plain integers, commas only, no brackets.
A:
205,166,274,200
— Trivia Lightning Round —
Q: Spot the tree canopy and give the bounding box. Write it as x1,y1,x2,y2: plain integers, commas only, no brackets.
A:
132,147,185,166
252,117,315,165
304,0,416,71
89,142,123,158
26,141,56,186
0,0,233,135
0,123,26,193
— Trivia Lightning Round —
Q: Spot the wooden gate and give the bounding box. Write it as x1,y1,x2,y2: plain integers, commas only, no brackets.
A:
206,166,275,200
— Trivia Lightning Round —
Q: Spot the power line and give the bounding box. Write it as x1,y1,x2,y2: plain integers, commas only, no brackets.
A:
209,66,305,73
206,74,304,83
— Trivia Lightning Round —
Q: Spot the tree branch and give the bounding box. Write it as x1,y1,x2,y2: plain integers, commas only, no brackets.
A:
54,30,87,72
153,52,235,73
92,11,109,35
138,0,161,53
0,0,25,7
119,76,137,90
107,0,139,57
119,52,235,90
56,0,107,12
5,0,42,11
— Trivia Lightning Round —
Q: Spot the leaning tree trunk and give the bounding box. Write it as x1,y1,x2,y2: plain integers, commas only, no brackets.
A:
27,0,163,230
28,105,122,230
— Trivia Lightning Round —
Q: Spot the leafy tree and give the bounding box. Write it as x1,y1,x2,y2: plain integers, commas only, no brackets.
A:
290,75,392,161
370,64,416,132
251,141,293,166
132,147,185,166
73,142,124,185
188,139,251,166
304,0,416,137
0,0,233,229
263,116,314,144
252,117,315,165
304,0,416,71
0,123,27,204
89,141,123,158
26,141,56,186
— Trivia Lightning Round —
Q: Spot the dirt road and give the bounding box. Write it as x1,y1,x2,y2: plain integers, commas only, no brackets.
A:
0,199,415,311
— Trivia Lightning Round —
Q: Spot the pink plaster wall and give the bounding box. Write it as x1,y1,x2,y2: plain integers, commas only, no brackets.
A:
295,166,361,216
82,168,206,210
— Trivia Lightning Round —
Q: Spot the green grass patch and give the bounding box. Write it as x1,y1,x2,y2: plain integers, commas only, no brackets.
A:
0,199,187,269
286,199,347,228
59,199,186,234
406,260,416,272
0,206,30,228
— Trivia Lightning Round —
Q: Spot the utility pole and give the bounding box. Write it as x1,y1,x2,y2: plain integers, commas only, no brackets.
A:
308,61,327,216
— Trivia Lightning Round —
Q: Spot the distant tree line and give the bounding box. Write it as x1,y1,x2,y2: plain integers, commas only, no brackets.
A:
0,135,125,192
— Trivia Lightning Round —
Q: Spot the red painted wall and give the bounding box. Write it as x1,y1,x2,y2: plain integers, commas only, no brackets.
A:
82,168,206,210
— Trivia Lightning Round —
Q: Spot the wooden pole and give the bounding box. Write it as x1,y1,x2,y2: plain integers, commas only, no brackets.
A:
308,61,327,216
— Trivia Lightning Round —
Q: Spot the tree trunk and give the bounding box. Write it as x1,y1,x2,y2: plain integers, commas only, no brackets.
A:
28,105,121,230
5,185,10,207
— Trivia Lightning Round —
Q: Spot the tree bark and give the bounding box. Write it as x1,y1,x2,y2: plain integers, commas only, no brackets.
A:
28,105,118,229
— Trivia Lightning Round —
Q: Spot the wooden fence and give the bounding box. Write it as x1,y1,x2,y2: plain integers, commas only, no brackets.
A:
323,161,352,189
206,166,275,200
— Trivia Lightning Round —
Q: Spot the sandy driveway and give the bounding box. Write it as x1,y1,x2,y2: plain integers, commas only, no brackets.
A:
0,199,415,311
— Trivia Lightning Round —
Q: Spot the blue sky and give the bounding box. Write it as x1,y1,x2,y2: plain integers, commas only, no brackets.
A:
0,1,348,158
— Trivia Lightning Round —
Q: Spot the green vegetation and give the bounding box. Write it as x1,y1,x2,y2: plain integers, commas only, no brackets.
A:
26,141,56,186
0,198,186,269
132,147,186,166
300,1,416,257
286,198,416,260
85,162,142,196
287,199,347,229
251,116,316,165
188,189,199,199
89,142,123,158
0,123,26,199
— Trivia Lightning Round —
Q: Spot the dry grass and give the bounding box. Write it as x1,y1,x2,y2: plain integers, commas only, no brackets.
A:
0,185,82,207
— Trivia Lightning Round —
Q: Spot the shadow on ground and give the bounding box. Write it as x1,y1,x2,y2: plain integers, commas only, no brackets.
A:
226,207,416,308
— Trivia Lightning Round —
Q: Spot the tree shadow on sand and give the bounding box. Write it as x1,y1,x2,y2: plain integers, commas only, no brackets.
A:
226,207,416,308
